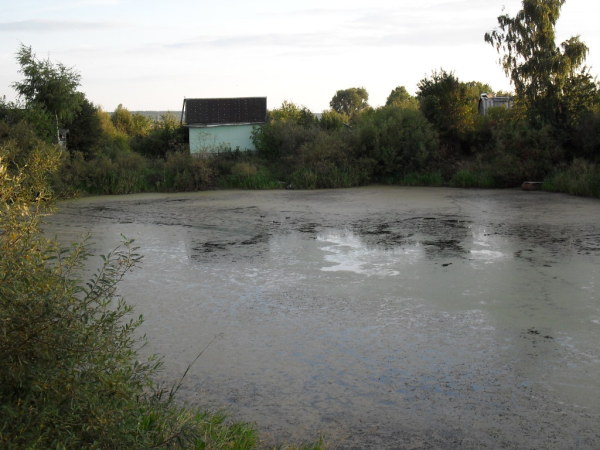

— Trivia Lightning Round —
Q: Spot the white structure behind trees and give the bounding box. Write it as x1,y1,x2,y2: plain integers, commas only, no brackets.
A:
478,93,513,115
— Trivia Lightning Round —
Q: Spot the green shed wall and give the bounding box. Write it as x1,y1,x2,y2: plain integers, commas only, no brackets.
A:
189,124,257,153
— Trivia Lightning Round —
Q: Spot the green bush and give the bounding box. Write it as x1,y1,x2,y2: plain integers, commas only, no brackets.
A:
290,130,371,188
161,151,214,191
72,151,150,194
449,169,495,188
468,119,565,187
289,163,368,189
352,106,440,180
219,162,280,189
252,117,319,161
543,159,600,197
0,132,257,449
290,167,319,189
398,172,444,186
131,113,187,159
571,111,600,161
319,110,348,131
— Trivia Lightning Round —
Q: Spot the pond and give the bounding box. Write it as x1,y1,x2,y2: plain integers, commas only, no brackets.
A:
44,186,600,448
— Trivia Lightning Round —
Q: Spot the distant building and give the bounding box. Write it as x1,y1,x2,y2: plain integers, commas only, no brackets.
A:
181,97,267,153
478,93,513,115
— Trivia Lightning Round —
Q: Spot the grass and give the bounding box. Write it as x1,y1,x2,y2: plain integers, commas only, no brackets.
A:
449,169,496,188
543,159,600,198
397,172,444,186
219,171,281,189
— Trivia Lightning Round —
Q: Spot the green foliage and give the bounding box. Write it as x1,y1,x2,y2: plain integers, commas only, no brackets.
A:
82,152,150,194
543,159,600,197
161,151,214,191
220,162,280,189
111,104,135,134
285,130,371,189
417,70,477,149
252,117,319,161
289,164,367,189
64,98,104,157
353,106,440,180
319,110,348,131
386,86,419,109
453,117,564,188
397,172,444,186
111,104,153,137
488,120,563,185
449,169,495,188
0,98,56,143
560,73,600,132
572,110,600,161
7,43,600,198
0,124,259,449
268,101,316,127
485,0,594,128
12,44,83,140
329,87,369,117
463,81,493,102
132,113,187,159
0,120,64,200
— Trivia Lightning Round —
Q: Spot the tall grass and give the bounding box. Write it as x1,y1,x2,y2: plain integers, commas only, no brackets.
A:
543,159,600,198
449,169,495,188
219,162,281,189
289,164,367,189
397,172,444,186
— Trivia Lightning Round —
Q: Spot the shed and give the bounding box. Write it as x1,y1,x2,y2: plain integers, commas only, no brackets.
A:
181,97,267,153
478,93,513,115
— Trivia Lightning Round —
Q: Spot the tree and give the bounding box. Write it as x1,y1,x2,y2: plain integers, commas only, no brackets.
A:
132,113,187,158
251,101,319,160
354,106,439,180
386,86,419,109
268,100,316,127
417,69,475,147
0,97,56,143
12,44,83,143
319,109,347,130
112,104,139,136
484,0,593,127
463,81,494,102
330,87,369,117
65,98,104,157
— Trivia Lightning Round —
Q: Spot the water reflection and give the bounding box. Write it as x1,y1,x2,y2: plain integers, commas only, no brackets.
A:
314,225,509,277
317,230,421,277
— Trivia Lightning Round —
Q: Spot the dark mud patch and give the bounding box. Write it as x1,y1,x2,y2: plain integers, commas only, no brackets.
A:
298,223,321,234
421,238,465,254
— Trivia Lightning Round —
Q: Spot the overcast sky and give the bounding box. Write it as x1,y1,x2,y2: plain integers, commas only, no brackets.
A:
1,0,599,112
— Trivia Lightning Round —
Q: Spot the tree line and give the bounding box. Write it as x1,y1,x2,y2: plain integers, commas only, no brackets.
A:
2,0,600,198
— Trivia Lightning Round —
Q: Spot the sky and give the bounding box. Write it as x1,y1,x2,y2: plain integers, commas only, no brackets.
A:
1,0,600,113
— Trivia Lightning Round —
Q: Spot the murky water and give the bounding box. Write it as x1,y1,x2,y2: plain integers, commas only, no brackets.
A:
44,187,600,449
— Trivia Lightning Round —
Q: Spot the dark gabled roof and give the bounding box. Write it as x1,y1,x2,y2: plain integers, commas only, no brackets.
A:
183,97,267,125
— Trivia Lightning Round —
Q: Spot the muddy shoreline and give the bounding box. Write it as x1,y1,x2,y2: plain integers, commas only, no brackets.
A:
45,187,600,449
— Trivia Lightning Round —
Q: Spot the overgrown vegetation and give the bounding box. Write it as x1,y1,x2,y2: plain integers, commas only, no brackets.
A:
0,135,263,448
6,0,600,199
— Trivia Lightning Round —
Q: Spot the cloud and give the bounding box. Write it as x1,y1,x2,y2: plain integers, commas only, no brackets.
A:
0,19,116,32
163,24,485,54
